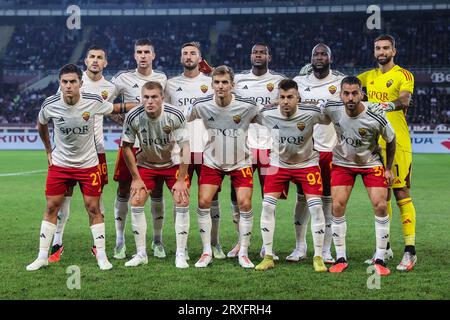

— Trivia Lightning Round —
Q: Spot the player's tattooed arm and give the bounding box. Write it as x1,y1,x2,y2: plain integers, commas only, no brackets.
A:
112,102,138,114
105,114,125,126
172,141,190,206
37,122,53,166
391,91,413,111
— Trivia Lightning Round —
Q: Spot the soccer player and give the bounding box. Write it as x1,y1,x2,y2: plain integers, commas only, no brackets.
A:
323,76,396,276
111,39,168,260
232,43,286,261
121,81,191,268
48,45,116,263
186,66,259,269
358,35,417,271
289,44,345,264
164,42,225,260
254,79,328,272
26,64,134,271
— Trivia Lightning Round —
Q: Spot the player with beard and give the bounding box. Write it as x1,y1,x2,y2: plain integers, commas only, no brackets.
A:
289,44,345,264
165,42,226,260
358,35,417,271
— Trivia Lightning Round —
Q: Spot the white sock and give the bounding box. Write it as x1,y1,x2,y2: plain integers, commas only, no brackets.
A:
231,201,240,242
375,216,390,261
197,208,212,255
52,196,71,246
38,221,57,260
307,197,325,258
151,197,165,244
239,209,253,257
114,195,129,248
175,206,190,256
210,200,220,246
294,194,309,251
331,216,347,260
90,223,107,260
322,196,333,255
131,206,147,256
261,196,276,257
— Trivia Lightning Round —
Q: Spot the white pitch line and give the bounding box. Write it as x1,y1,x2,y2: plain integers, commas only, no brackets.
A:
0,169,47,177
0,161,116,177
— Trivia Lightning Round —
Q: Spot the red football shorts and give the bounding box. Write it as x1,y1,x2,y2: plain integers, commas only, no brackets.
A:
331,164,388,188
264,165,323,196
97,153,108,187
199,165,253,188
113,146,139,182
46,165,102,197
138,165,189,191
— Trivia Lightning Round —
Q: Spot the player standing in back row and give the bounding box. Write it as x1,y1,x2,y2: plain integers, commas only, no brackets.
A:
289,44,345,264
164,42,226,260
111,39,168,261
358,35,417,271
231,43,286,260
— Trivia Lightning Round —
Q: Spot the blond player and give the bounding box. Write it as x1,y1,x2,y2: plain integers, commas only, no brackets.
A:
358,35,417,271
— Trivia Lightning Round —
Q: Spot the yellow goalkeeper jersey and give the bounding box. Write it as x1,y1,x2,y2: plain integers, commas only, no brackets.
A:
358,65,414,152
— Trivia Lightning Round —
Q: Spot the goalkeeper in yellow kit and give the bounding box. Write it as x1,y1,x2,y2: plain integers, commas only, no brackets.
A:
358,35,416,271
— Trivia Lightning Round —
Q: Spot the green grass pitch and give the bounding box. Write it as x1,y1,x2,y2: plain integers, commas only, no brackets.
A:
0,150,449,300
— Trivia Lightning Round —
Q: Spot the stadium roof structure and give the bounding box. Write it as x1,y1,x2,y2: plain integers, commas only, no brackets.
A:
0,1,449,16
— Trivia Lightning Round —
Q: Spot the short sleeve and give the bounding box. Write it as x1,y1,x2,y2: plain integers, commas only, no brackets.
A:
399,70,414,94
38,107,49,125
381,120,395,144
97,101,114,115
121,114,136,144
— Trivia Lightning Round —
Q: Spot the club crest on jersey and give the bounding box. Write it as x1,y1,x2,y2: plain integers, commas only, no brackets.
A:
101,90,109,100
266,83,274,92
358,128,367,136
163,126,172,134
200,84,208,93
328,85,337,94
386,79,394,88
297,122,305,131
233,115,241,124
82,112,90,121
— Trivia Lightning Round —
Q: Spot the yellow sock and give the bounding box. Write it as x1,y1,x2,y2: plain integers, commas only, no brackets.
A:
397,197,416,246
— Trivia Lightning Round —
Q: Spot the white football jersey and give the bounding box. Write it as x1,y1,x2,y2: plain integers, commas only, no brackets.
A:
38,92,114,168
122,104,189,170
81,72,116,154
256,104,327,169
293,70,345,152
165,73,212,153
234,70,286,150
323,100,395,168
187,94,259,172
111,68,167,103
